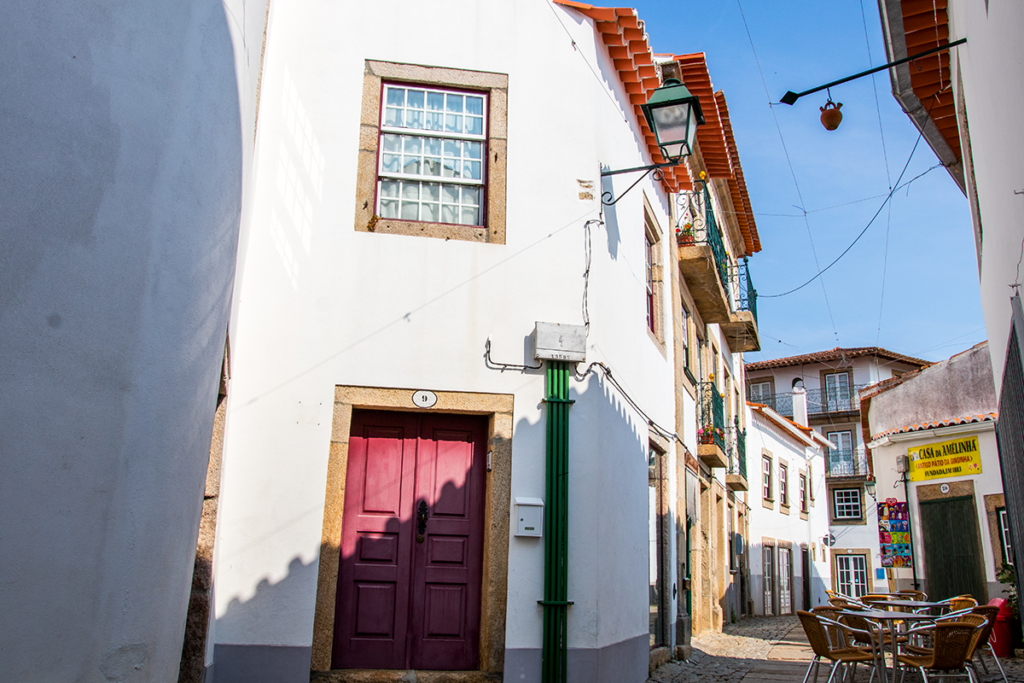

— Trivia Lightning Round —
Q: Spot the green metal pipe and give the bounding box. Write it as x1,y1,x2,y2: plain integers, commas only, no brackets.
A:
541,361,572,683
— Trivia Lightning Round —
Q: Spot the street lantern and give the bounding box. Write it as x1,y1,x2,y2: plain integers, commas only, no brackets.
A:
640,78,705,161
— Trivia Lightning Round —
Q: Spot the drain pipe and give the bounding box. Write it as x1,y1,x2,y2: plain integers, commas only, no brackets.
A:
540,361,573,683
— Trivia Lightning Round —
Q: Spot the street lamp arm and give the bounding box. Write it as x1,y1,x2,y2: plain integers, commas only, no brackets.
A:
600,162,677,206
779,38,966,106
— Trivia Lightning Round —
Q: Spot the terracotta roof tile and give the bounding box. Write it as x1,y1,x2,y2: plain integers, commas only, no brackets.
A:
871,413,998,441
716,91,760,254
745,346,930,371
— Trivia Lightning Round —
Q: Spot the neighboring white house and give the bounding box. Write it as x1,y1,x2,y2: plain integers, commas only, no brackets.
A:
877,0,1024,603
860,342,1007,602
746,391,831,616
207,2,763,682
744,348,929,595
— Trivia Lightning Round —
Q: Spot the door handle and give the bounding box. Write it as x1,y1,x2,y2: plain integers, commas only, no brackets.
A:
416,501,428,543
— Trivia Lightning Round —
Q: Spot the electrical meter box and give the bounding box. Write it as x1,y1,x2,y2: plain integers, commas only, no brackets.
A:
896,454,909,473
532,322,586,362
514,497,544,537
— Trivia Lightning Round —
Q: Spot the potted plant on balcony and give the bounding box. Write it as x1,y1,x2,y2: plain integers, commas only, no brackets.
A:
676,222,695,246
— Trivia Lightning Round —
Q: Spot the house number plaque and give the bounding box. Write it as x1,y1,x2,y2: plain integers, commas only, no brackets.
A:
412,390,437,408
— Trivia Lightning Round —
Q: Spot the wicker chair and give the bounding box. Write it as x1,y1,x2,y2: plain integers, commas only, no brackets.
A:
813,606,847,648
862,594,892,606
896,589,928,601
897,617,985,683
948,596,979,611
966,606,1009,683
799,610,883,683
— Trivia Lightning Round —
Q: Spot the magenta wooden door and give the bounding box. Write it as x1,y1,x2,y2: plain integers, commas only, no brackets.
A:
333,410,486,671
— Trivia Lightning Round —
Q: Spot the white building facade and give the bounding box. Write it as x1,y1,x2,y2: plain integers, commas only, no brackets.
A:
745,393,831,616
861,342,1008,602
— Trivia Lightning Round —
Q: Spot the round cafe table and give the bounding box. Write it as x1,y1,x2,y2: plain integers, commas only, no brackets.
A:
874,599,949,612
840,609,939,683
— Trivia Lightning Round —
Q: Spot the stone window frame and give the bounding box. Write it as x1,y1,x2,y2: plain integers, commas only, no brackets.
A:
831,486,866,525
354,61,508,244
311,385,513,678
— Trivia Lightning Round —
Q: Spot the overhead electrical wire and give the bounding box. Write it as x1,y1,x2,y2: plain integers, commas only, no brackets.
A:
736,0,841,343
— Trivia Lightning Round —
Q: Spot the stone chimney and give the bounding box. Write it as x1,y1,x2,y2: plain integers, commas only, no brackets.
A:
792,386,809,427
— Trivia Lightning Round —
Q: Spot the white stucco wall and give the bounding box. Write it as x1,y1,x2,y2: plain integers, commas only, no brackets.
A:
946,1,1024,393
745,409,830,615
212,1,689,679
0,1,244,681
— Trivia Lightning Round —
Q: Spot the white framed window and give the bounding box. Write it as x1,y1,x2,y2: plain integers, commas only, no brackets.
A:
749,380,772,404
833,488,863,520
999,508,1013,566
824,371,853,411
779,464,789,507
799,474,808,512
836,554,868,598
378,84,486,226
762,455,773,501
645,233,655,333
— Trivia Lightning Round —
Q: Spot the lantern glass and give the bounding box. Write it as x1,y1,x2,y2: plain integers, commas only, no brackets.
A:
641,80,705,162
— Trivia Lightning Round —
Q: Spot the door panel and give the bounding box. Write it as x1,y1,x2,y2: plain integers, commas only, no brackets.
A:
334,413,417,669
334,411,486,671
920,496,987,602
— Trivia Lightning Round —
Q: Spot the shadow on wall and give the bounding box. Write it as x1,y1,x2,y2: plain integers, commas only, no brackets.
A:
746,541,832,616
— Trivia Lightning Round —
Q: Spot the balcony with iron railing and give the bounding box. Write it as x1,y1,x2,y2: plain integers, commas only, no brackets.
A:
721,258,760,353
826,445,870,479
676,186,732,325
750,385,869,419
726,418,748,491
697,381,728,468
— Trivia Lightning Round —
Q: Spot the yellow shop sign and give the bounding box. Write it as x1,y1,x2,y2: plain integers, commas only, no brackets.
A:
908,435,982,482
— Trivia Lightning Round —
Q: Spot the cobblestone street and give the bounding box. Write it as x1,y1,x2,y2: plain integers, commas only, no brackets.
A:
649,616,1024,683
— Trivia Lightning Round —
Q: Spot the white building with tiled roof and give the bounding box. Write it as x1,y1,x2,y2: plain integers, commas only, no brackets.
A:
860,342,1008,602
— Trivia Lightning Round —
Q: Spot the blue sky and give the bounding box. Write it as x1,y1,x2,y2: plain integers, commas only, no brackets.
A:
629,0,986,363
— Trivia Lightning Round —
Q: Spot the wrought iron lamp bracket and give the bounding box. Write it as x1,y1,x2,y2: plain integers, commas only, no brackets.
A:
600,159,681,206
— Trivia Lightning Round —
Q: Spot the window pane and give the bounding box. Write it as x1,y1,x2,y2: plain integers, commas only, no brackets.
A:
463,141,481,159
427,92,444,111
407,110,423,129
441,184,459,204
379,199,399,218
403,137,422,154
400,201,419,220
441,204,458,224
421,202,439,222
422,183,440,202
383,134,401,153
463,161,481,180
386,88,405,106
401,182,419,200
423,158,441,176
384,107,403,127
446,94,463,113
379,180,399,198
402,156,421,174
461,206,479,225
461,186,480,206
406,89,424,109
466,116,483,135
381,154,400,173
445,114,462,132
426,112,443,131
443,140,461,157
466,96,483,115
442,159,459,178
424,138,442,155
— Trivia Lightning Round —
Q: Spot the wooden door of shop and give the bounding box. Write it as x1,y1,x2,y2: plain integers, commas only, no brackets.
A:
920,496,987,602
333,410,486,671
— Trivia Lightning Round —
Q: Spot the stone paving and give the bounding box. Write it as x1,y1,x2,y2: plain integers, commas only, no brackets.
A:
649,616,1024,683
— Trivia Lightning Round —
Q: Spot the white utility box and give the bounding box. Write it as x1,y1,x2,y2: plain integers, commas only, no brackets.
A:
532,322,586,362
514,497,544,537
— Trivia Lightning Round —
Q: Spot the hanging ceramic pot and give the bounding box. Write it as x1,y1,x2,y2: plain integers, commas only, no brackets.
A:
820,100,843,131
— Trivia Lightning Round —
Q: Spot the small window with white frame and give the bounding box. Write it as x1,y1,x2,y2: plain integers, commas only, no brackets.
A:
799,473,808,513
377,84,487,226
999,508,1013,567
779,464,789,507
833,488,863,520
762,455,773,501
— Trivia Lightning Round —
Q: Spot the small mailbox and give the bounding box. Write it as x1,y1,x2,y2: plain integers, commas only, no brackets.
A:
514,497,544,537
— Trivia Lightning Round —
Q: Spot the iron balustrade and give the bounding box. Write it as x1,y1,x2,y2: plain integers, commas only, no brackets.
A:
733,258,758,327
699,382,726,451
751,384,869,418
726,418,748,480
676,186,730,295
826,446,870,478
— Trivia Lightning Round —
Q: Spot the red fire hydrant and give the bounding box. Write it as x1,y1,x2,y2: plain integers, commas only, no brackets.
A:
988,597,1015,658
